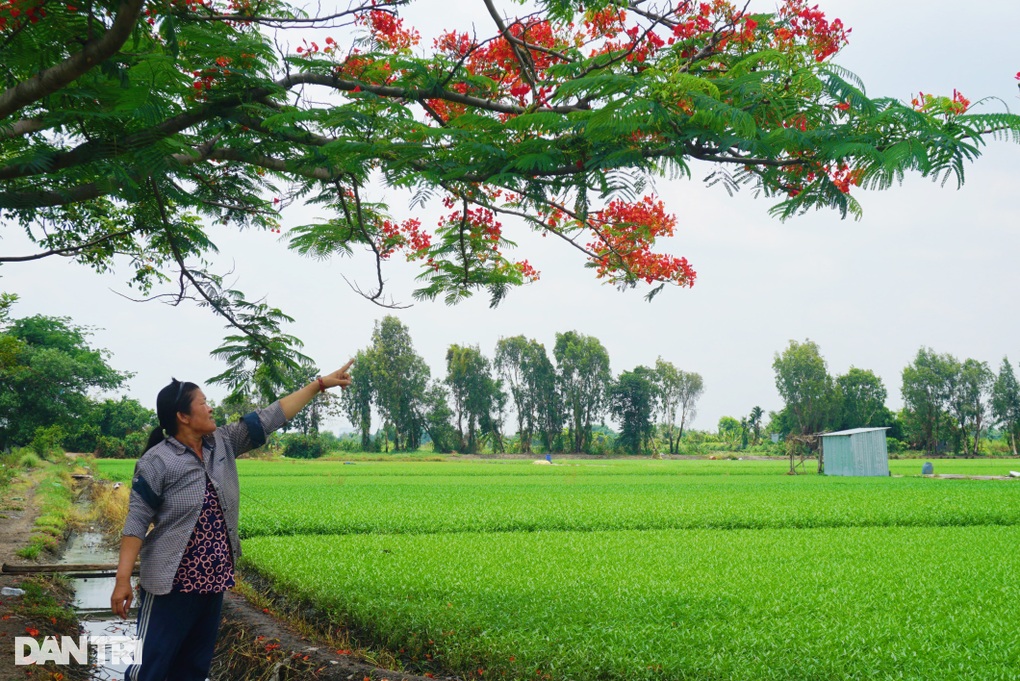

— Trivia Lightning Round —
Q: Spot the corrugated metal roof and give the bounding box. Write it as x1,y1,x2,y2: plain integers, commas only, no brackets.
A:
819,427,891,437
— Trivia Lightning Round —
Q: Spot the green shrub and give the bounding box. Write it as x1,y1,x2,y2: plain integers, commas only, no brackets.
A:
29,425,65,460
19,450,43,469
94,435,126,458
124,431,148,457
335,435,366,453
282,434,328,459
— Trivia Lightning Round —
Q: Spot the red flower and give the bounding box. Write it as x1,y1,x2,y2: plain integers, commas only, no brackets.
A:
25,627,39,637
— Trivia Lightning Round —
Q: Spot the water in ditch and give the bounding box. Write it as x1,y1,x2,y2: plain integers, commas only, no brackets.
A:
62,530,133,680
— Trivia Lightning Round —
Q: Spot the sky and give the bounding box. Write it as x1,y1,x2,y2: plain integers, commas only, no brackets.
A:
3,0,1020,435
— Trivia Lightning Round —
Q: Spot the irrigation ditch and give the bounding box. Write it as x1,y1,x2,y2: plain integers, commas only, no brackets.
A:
3,473,452,681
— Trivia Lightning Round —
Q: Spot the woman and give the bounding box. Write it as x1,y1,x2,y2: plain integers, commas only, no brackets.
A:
110,361,352,681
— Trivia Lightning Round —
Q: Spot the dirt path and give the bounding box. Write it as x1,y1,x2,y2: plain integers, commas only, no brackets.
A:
0,472,44,680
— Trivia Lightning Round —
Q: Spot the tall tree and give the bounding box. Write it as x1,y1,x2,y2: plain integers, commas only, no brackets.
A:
949,359,994,457
0,314,127,449
532,349,564,453
609,366,659,455
494,336,554,454
835,367,888,430
421,381,459,455
445,344,501,453
368,317,431,451
773,339,835,437
901,347,957,454
991,358,1020,456
341,349,375,451
554,331,611,453
3,0,1017,384
654,359,704,453
674,370,705,445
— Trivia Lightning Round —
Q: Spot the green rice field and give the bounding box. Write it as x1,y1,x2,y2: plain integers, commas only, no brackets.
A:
97,457,1020,680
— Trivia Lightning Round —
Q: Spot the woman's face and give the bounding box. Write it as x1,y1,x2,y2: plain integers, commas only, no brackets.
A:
181,389,217,436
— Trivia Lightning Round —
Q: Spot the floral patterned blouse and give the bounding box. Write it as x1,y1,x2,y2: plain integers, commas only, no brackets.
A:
171,477,235,593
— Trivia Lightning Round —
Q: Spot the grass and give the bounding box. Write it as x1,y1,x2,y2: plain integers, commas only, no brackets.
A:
244,525,1020,681
229,461,1020,538
14,463,77,560
93,456,1020,680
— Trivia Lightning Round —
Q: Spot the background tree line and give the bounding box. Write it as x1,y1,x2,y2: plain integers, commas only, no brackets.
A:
0,295,344,458
0,297,153,457
8,292,1018,459
341,316,705,456
761,339,1020,457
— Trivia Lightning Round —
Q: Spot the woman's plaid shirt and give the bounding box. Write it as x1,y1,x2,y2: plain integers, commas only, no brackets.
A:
122,402,286,595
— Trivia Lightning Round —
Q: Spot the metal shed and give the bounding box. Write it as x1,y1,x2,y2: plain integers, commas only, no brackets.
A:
819,427,890,477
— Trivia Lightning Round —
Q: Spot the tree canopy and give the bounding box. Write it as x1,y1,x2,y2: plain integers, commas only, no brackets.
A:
3,0,1018,376
0,312,131,450
772,338,834,436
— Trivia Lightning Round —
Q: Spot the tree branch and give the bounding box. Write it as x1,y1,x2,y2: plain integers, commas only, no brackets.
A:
0,95,270,181
0,180,110,209
150,178,277,349
1,119,47,139
482,0,537,89
181,0,404,25
0,0,146,121
0,225,145,262
280,72,589,115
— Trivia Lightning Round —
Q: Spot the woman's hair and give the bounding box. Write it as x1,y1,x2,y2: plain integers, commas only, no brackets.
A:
143,378,200,453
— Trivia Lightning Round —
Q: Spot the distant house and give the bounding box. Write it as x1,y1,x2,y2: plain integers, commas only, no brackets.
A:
819,427,890,477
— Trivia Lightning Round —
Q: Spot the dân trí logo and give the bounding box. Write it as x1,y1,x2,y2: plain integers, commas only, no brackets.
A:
14,635,141,666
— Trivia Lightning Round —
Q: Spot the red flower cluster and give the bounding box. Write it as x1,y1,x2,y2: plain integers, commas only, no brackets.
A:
379,218,430,260
434,30,474,57
827,163,862,194
670,2,718,41
0,0,45,31
190,56,235,96
777,0,849,61
470,19,560,104
514,259,540,282
585,196,696,287
582,7,627,39
363,9,419,50
949,88,971,114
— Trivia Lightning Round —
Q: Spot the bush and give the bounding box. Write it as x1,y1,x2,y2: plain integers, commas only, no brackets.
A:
19,450,43,469
334,435,366,453
30,425,65,460
124,431,148,457
589,430,615,456
886,437,905,454
282,434,328,459
94,435,126,458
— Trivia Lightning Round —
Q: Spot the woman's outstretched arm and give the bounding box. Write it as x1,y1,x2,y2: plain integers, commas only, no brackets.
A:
279,360,354,421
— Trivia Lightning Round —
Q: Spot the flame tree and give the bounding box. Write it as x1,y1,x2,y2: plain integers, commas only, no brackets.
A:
2,0,1018,379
